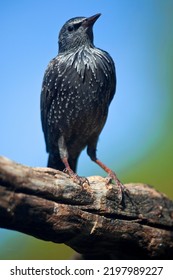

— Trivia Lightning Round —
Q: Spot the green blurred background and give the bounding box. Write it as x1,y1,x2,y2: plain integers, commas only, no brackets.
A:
0,0,173,259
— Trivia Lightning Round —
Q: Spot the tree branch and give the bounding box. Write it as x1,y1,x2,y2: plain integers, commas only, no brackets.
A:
0,156,173,259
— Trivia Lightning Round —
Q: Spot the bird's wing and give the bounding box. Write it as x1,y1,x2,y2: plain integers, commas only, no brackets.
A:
40,57,61,151
40,54,79,152
93,48,116,104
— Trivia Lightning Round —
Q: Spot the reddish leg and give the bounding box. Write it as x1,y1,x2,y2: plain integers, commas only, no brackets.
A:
58,136,89,186
95,159,124,188
87,144,126,202
62,157,89,185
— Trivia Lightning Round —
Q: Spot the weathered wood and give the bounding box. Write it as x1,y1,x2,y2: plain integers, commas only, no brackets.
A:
0,156,173,259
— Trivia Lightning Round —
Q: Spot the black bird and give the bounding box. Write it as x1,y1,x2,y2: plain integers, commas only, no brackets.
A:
41,13,123,189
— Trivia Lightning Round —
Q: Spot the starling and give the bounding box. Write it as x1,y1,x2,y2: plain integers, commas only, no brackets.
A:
41,13,123,190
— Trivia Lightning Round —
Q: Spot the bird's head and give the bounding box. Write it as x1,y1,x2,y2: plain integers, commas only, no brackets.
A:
58,13,101,53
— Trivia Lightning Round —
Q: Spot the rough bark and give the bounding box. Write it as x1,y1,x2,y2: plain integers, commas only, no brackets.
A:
0,156,173,259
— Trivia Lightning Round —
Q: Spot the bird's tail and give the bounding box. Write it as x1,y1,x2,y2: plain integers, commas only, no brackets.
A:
47,154,78,172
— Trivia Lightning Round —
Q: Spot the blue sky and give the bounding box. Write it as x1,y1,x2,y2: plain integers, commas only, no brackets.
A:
1,0,171,175
0,0,173,258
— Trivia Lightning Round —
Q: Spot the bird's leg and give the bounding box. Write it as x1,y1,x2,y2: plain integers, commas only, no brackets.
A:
62,157,89,186
94,158,124,187
87,144,127,202
58,136,89,186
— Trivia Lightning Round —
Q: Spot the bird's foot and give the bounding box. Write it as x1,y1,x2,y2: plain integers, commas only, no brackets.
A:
63,168,89,187
105,170,129,204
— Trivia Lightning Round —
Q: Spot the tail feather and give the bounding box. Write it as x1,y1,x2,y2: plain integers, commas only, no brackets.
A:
47,154,65,171
48,154,78,172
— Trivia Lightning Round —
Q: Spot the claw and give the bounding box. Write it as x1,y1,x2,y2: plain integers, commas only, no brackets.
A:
106,170,129,204
63,168,89,187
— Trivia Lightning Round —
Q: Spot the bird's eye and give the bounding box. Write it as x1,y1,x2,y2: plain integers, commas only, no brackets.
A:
68,25,74,32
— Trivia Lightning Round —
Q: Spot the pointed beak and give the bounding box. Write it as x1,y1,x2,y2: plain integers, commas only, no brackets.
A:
82,13,101,27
